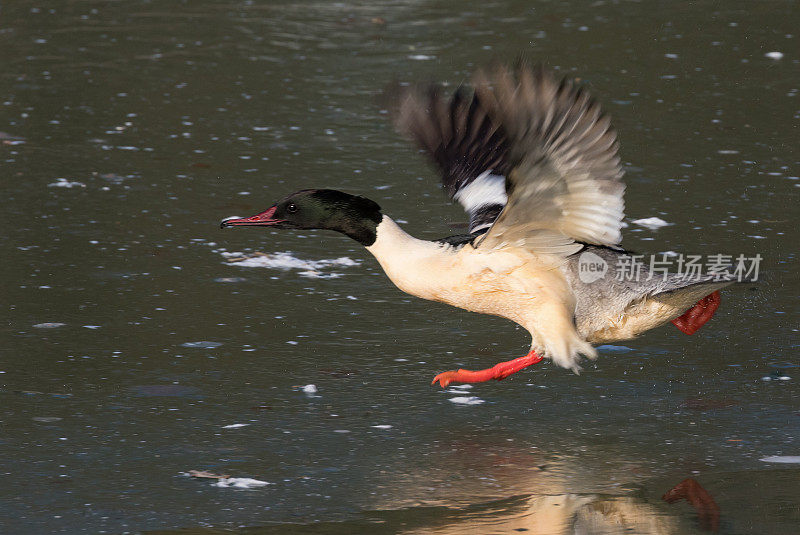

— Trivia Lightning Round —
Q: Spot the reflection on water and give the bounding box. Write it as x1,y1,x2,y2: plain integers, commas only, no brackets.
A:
395,494,681,535
1,0,798,534
143,481,725,534
358,437,705,535
145,436,800,535
147,468,800,535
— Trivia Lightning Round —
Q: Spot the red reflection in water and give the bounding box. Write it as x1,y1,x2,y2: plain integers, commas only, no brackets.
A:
662,478,720,532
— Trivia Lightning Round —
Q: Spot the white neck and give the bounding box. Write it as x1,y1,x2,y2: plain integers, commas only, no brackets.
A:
366,216,428,251
365,216,452,298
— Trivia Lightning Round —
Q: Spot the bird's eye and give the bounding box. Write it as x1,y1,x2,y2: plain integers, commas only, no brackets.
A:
286,203,298,214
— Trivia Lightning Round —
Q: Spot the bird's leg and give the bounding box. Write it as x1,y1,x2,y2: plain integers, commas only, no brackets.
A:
431,350,543,388
671,291,721,335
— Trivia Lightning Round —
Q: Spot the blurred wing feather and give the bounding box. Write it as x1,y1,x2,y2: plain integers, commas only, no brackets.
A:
473,63,625,254
388,82,511,233
387,62,624,253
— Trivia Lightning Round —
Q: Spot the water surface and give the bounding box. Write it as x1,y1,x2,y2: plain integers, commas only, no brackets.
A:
1,1,798,533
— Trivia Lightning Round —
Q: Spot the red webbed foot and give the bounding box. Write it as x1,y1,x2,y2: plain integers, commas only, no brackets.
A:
672,291,721,335
431,351,543,388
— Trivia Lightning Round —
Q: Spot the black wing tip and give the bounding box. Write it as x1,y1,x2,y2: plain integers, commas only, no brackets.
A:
384,71,513,199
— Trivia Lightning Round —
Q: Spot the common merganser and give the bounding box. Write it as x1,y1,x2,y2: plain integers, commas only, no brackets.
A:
221,63,733,388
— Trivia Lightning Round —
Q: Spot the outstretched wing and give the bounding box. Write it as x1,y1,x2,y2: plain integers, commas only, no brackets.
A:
389,83,512,233
389,63,625,255
473,63,624,255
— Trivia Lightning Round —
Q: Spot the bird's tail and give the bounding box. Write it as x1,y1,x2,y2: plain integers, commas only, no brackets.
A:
652,277,734,317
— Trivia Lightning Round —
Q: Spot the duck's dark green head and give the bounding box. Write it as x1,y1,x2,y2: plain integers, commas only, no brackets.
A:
220,189,383,246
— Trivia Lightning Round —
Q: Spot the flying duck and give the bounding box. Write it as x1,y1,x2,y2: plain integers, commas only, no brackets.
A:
221,63,732,388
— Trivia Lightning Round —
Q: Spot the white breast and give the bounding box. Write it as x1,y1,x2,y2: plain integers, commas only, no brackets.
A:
366,217,537,318
365,216,593,369
365,217,457,300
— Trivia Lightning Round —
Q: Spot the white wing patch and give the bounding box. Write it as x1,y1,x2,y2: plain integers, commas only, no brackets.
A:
453,170,507,212
453,170,508,232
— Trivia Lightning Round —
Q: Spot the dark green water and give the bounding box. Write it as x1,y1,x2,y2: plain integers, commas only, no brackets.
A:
1,1,798,533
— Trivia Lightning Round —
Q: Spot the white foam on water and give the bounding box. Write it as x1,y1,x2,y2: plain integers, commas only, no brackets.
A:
301,384,317,394
213,477,272,489
222,251,359,278
33,322,66,328
297,270,343,279
408,54,435,60
765,51,784,60
181,341,222,349
759,455,800,463
371,424,393,430
631,217,671,229
449,396,485,405
214,277,246,283
48,178,86,188
222,423,250,429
